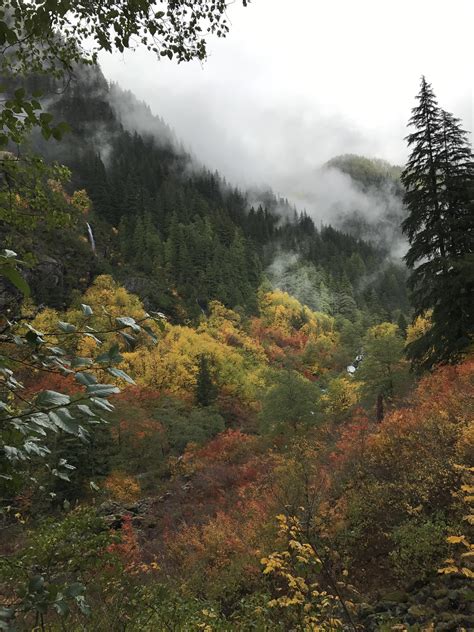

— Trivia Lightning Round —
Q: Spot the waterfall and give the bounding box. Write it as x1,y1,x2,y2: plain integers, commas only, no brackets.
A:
86,222,96,254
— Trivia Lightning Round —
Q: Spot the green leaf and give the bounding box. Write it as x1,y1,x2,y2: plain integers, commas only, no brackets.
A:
47,346,66,356
116,316,141,332
0,264,30,297
90,397,114,412
119,331,137,350
54,121,71,136
143,325,158,343
36,390,70,407
4,445,21,461
24,441,50,456
71,357,93,368
25,329,44,345
64,582,84,598
76,596,91,616
75,372,97,387
54,598,70,617
14,87,25,101
84,332,102,345
86,384,120,397
30,412,54,430
52,469,71,481
107,367,135,384
96,343,122,364
39,112,54,125
28,575,45,593
76,404,95,417
58,321,77,333
49,411,79,435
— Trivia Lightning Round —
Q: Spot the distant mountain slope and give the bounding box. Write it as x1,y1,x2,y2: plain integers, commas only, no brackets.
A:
322,154,407,256
10,65,410,322
325,154,403,192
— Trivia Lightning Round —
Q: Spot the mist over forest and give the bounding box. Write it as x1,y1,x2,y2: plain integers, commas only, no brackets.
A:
0,2,473,631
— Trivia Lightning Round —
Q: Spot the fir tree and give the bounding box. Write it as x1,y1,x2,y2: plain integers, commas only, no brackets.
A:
402,77,445,270
401,77,474,367
397,313,408,336
195,355,218,407
439,110,474,257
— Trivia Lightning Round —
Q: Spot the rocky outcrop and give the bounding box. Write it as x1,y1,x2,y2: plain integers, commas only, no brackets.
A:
358,576,474,631
97,498,153,530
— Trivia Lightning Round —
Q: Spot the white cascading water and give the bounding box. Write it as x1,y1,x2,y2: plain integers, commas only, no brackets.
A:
86,222,96,254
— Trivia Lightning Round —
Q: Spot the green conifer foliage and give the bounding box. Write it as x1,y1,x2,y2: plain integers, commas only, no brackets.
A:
195,355,218,407
401,77,474,367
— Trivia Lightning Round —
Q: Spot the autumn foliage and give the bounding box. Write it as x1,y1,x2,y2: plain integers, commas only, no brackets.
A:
9,276,474,630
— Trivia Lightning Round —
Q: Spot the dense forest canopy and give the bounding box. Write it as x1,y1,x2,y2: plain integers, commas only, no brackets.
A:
0,3,473,631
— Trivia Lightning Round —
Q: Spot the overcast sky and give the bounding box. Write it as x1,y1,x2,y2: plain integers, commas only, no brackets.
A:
99,0,473,196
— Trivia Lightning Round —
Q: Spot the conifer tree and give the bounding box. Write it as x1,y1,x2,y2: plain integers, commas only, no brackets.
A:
401,77,474,367
439,110,474,256
397,313,408,336
195,355,218,407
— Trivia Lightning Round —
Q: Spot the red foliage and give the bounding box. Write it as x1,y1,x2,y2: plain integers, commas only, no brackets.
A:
107,515,140,570
23,372,83,397
330,359,474,477
115,385,162,406
249,319,308,364
329,407,371,469
184,429,258,467
113,417,164,445
217,388,258,432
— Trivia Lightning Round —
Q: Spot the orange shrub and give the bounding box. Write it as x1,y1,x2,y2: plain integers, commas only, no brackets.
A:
104,471,141,504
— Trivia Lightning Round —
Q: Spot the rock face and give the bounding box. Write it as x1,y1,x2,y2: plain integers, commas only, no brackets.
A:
0,278,21,315
98,498,153,530
29,255,63,292
0,255,64,314
357,576,474,631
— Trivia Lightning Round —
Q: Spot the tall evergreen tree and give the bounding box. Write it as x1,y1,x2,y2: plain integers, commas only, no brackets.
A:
401,77,474,367
195,355,218,407
439,110,474,256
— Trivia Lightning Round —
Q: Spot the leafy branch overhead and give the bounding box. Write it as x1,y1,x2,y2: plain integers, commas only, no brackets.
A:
0,294,164,485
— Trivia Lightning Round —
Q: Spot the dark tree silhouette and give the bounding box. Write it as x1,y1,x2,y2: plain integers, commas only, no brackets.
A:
401,77,474,368
195,355,218,407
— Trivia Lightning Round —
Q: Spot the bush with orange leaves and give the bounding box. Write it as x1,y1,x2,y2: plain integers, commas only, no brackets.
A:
182,429,259,468
107,515,140,570
163,495,274,601
23,372,83,399
103,471,141,504
154,430,278,599
108,386,168,477
327,358,474,589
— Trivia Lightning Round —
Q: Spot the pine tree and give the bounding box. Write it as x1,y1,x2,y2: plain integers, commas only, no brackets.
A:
195,355,218,407
397,313,408,336
439,110,474,257
401,77,474,367
402,77,445,272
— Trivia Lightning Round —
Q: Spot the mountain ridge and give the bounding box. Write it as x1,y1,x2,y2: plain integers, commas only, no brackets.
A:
4,64,410,323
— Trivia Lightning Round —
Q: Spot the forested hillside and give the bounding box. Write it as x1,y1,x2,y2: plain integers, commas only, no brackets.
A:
1,65,409,325
0,3,473,631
